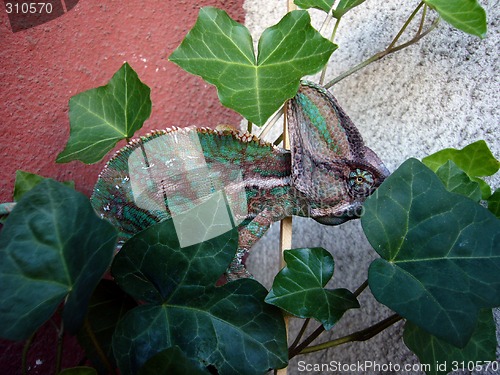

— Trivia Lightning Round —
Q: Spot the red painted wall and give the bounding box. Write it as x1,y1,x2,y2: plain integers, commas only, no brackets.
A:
0,0,244,373
0,0,244,202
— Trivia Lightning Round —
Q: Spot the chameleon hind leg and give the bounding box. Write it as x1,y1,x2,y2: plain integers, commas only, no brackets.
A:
225,208,286,281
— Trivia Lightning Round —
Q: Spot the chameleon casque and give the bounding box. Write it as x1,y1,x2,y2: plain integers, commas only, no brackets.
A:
91,81,390,280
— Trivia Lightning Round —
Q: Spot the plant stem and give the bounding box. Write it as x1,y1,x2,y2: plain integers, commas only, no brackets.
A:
319,17,341,85
258,106,284,139
22,332,36,375
417,4,428,35
387,1,424,50
84,316,117,374
55,321,64,375
298,314,403,355
289,324,325,358
273,133,284,146
325,2,439,89
287,280,370,357
289,318,310,352
353,279,368,297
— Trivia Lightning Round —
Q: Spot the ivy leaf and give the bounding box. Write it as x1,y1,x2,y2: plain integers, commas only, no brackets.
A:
333,0,367,19
77,280,136,374
13,170,74,201
434,160,481,201
265,248,359,329
362,158,500,347
487,189,500,218
424,0,487,38
56,62,151,164
403,309,497,375
294,0,334,13
111,219,287,375
423,140,499,199
0,180,117,340
138,347,212,375
169,7,336,125
422,140,499,176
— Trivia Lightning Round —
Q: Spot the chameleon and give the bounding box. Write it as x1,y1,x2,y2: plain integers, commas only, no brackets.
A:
91,81,390,280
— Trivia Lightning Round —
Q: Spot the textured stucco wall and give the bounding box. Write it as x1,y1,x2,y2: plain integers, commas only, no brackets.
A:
243,0,499,374
0,0,244,202
0,1,244,373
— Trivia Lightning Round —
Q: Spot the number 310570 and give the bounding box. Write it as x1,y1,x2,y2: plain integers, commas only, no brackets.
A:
5,2,53,14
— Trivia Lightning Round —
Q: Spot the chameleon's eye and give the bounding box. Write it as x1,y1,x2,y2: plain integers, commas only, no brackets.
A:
348,168,374,196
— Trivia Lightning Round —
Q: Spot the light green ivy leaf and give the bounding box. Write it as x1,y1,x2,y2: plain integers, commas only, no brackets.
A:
333,0,367,19
434,160,482,201
58,368,98,375
170,7,336,125
423,140,499,199
57,63,151,164
424,0,487,38
294,0,334,13
13,170,74,201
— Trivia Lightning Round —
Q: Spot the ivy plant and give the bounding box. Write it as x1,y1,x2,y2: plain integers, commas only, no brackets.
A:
0,1,498,375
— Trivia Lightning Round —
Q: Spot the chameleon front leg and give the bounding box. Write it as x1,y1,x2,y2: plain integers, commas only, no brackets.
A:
225,207,286,281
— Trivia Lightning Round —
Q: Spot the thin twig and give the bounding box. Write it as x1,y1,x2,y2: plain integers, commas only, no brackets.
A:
298,314,403,356
83,317,117,374
289,324,325,358
22,332,36,375
258,106,284,139
325,3,440,89
417,4,428,35
289,318,310,352
55,321,64,375
319,17,341,85
387,1,425,50
273,133,284,146
353,279,369,297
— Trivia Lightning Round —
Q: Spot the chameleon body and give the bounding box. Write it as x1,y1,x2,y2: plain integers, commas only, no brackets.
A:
91,81,389,280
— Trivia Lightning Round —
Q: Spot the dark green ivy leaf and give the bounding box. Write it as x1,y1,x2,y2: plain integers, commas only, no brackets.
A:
403,309,497,375
434,160,482,201
138,347,211,375
294,0,334,13
77,280,137,374
362,158,500,347
170,7,336,125
111,219,287,375
424,0,487,38
57,62,151,164
265,248,359,329
0,180,117,340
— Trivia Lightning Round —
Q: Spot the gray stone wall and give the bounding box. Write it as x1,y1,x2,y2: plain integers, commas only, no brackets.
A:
243,0,499,373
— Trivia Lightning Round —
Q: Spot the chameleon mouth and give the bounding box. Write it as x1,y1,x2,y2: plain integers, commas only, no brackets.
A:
313,202,364,225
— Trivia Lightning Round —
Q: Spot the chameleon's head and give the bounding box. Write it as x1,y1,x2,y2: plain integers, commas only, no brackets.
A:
288,81,390,226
